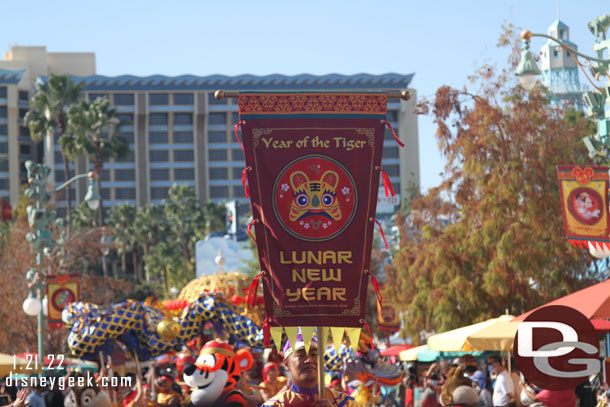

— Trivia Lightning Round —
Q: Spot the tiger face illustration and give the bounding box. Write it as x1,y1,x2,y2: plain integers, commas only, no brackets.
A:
289,170,342,222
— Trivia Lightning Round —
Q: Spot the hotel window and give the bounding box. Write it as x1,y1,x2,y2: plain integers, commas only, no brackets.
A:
174,131,193,143
20,127,29,137
0,107,7,118
54,152,64,163
0,161,8,171
0,143,7,154
174,168,194,180
115,188,136,199
149,151,169,162
88,93,108,101
384,165,400,177
55,170,65,182
150,169,169,181
0,125,7,135
208,131,226,143
101,188,111,200
149,93,169,105
19,144,31,155
208,113,226,125
115,169,135,181
384,128,396,141
19,91,29,101
232,167,243,179
231,113,240,125
174,113,193,125
0,179,9,189
382,147,399,159
231,149,244,161
116,151,135,162
174,150,194,162
0,87,6,98
173,93,194,105
149,132,168,143
386,110,398,122
101,170,110,181
233,186,245,198
209,168,228,180
120,132,134,144
208,149,228,162
151,187,169,199
210,186,229,198
149,113,168,125
114,93,134,106
19,109,28,119
117,114,133,125
208,92,227,105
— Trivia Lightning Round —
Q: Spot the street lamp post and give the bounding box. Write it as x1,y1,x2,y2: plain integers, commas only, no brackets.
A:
516,14,610,159
24,160,100,370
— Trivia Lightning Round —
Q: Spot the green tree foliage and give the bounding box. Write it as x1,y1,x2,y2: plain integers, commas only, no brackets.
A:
393,32,597,341
24,74,84,235
108,204,137,278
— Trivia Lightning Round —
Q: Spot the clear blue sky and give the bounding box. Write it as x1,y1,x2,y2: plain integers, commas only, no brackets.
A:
3,0,607,191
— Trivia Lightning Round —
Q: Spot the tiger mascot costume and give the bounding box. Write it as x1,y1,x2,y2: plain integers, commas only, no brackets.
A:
183,340,253,407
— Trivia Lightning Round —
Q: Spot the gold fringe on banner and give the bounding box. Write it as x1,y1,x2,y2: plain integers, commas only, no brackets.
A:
270,327,284,353
301,326,315,353
346,327,362,352
285,326,299,355
331,327,345,352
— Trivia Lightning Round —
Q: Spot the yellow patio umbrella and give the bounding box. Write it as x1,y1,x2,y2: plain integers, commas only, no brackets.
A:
399,344,428,361
0,353,42,375
427,315,517,352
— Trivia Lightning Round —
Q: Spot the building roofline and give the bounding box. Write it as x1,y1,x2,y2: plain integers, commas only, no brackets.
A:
48,72,414,91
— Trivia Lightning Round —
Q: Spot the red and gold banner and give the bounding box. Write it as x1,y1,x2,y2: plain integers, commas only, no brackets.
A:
377,284,400,332
557,165,610,249
46,274,79,326
239,92,388,328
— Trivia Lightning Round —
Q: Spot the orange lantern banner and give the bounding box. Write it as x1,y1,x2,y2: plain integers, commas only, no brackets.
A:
377,284,400,332
557,165,610,250
46,274,79,327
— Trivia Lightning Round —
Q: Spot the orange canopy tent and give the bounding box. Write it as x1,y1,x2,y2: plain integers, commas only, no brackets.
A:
514,279,610,321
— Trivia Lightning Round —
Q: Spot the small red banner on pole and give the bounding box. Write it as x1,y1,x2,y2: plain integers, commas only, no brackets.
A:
239,92,388,328
46,274,79,327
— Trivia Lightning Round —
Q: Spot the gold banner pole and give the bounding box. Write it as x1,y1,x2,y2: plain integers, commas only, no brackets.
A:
317,326,325,400
214,90,411,101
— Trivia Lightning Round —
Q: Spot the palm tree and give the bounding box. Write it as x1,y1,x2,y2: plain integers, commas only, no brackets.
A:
134,204,166,283
108,204,136,278
24,74,84,237
68,97,128,277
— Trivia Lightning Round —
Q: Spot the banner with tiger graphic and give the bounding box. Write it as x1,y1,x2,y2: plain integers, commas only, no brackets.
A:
557,165,610,252
238,92,389,329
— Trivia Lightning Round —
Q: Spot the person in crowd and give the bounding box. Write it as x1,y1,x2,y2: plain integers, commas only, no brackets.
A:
465,366,492,407
462,354,478,369
262,333,361,406
259,362,287,401
0,382,12,406
5,390,27,407
155,376,182,407
421,373,442,407
28,386,46,407
521,385,576,407
237,369,264,407
487,355,514,407
328,379,344,394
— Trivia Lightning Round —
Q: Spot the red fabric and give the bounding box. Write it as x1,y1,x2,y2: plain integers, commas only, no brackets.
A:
405,388,414,407
592,318,610,332
514,278,610,321
379,344,415,357
535,389,576,407
238,92,387,328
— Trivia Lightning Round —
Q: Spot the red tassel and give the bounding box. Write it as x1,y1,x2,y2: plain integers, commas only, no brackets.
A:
234,120,245,154
368,272,383,309
371,218,388,250
246,271,264,308
262,318,271,347
242,167,250,199
360,319,374,351
382,120,404,147
378,167,396,197
247,219,258,244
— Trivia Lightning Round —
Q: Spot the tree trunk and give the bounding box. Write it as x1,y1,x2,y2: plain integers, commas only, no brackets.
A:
143,244,150,283
63,155,72,238
95,153,108,278
132,250,138,281
121,241,126,276
163,266,169,299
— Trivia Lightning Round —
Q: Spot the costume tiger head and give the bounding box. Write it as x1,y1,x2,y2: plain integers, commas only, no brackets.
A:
289,170,342,222
183,340,253,407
